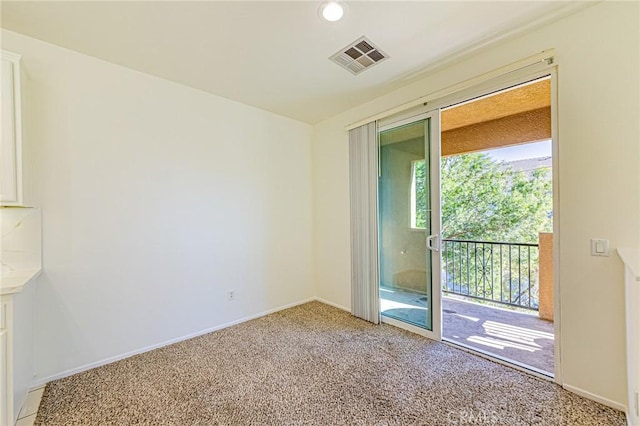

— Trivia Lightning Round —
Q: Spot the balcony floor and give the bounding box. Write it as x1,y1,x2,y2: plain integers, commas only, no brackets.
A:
380,288,554,375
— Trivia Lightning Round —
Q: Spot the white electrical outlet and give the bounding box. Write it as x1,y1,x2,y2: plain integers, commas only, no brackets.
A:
227,290,236,301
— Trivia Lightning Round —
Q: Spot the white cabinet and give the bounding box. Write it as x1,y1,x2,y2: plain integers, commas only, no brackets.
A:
618,249,640,425
0,205,41,426
0,330,7,426
1,50,27,207
0,278,35,426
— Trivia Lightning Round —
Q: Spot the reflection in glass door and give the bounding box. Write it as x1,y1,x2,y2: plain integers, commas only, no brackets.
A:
378,115,440,336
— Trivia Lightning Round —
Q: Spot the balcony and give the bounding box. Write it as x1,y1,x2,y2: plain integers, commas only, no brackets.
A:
380,235,554,375
442,295,553,374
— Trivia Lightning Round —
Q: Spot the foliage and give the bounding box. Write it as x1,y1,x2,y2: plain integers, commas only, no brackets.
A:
411,152,552,308
415,152,552,244
413,159,428,229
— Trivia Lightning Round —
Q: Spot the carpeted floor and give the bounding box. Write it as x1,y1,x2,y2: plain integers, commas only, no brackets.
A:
36,301,625,425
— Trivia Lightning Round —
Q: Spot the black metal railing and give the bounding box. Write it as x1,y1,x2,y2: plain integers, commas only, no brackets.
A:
441,239,540,310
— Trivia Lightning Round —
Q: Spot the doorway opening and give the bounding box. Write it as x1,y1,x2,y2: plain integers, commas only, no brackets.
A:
440,76,554,376
375,73,556,377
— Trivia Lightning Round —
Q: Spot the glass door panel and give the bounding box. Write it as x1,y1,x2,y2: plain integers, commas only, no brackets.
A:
378,118,434,331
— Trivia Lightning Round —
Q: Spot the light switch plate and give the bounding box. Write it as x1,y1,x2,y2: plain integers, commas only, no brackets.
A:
590,238,610,256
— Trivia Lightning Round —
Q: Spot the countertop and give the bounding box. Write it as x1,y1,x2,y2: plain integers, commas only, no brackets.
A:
617,248,640,282
0,268,41,295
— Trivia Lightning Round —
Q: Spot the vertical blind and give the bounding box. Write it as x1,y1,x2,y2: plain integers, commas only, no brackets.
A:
349,121,380,324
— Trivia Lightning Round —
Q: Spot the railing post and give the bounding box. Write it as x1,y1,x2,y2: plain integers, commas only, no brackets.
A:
538,232,554,321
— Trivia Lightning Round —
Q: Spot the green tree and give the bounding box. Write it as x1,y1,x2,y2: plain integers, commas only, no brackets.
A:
437,152,552,307
414,152,552,308
439,152,552,243
413,153,553,308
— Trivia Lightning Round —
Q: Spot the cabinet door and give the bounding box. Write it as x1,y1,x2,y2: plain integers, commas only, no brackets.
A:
0,58,18,203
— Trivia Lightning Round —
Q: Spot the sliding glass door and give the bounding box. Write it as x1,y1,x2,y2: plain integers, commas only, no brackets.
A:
378,112,441,339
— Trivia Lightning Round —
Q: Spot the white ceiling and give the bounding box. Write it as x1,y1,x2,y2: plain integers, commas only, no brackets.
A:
1,1,589,124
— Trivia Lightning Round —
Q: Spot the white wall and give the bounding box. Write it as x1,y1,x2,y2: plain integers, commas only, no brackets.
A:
312,1,639,408
1,30,314,382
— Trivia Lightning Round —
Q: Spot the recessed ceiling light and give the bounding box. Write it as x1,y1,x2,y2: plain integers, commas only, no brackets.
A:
320,2,345,22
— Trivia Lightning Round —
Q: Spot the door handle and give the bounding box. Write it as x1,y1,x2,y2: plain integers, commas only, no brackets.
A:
427,234,440,252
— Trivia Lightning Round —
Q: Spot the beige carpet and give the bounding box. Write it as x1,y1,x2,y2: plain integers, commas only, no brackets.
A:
36,301,625,425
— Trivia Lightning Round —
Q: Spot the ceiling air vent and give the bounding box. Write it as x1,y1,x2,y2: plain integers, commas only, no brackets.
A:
330,36,388,75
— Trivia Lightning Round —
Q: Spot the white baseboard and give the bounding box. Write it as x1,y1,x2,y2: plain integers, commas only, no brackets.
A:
31,297,316,388
563,384,627,413
314,297,350,312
